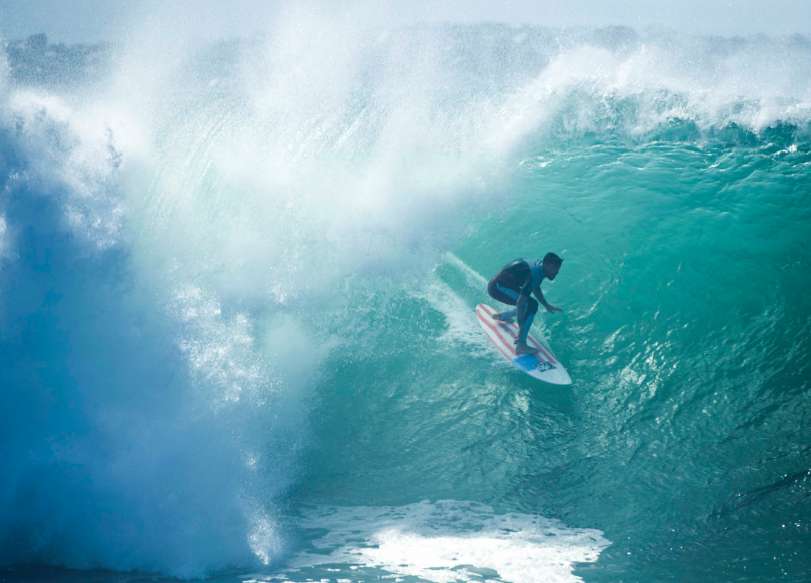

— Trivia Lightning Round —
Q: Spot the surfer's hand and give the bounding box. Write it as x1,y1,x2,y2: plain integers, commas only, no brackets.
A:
546,304,562,313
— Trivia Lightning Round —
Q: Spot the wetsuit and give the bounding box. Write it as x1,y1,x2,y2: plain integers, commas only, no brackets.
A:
487,259,544,345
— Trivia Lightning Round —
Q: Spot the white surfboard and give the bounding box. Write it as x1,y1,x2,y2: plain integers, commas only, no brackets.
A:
475,303,572,385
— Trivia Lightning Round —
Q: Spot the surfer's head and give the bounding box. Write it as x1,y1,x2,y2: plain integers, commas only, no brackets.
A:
542,252,563,280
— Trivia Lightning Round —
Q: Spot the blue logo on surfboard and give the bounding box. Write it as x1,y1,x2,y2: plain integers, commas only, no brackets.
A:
513,354,556,372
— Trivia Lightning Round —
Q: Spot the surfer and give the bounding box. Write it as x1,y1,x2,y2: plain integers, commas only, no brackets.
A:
487,253,563,355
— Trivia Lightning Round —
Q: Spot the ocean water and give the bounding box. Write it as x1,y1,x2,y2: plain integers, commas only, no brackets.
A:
1,13,810,583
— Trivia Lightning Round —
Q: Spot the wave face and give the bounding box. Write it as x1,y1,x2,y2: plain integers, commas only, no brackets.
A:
1,11,810,583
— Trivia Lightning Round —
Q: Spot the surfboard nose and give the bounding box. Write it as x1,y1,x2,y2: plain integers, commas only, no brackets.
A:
543,367,572,385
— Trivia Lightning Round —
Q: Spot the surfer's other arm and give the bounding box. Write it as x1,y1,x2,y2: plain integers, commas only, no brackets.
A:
536,253,563,312
533,285,561,312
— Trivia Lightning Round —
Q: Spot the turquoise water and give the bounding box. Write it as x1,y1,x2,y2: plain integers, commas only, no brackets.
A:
1,19,810,583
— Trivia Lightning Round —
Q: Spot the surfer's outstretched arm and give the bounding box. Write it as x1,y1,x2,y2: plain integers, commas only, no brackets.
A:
533,285,562,313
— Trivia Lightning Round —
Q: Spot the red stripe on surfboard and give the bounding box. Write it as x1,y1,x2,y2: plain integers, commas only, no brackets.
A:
476,306,518,359
487,333,516,361
472,310,515,356
480,305,557,364
480,304,557,364
476,305,520,353
478,309,517,357
476,308,516,361
477,306,558,371
479,305,557,364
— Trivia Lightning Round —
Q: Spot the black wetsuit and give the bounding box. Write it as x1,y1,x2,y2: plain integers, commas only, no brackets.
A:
487,258,544,344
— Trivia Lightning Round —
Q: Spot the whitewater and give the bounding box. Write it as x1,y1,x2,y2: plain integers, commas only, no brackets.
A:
1,7,810,583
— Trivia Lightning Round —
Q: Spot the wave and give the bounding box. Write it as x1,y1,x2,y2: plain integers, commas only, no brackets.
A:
0,13,809,579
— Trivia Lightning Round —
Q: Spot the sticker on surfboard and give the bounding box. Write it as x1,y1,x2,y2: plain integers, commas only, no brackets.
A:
475,303,572,385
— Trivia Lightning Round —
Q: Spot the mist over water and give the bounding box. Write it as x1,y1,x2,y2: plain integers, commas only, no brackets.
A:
1,6,810,582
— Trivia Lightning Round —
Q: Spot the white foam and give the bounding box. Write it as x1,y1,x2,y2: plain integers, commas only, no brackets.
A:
4,90,126,250
171,284,268,404
488,32,811,140
412,278,491,355
292,500,610,583
0,214,8,262
444,252,489,289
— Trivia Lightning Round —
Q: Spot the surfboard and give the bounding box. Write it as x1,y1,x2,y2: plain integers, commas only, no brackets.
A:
475,303,572,385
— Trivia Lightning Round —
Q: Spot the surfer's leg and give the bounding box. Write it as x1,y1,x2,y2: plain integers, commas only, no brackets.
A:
495,309,517,322
516,297,539,353
487,281,519,321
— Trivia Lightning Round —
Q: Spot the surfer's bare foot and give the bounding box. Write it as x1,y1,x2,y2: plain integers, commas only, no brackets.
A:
515,342,539,355
494,313,515,323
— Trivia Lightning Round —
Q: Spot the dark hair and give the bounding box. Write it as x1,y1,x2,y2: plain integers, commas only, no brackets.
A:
543,252,563,266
